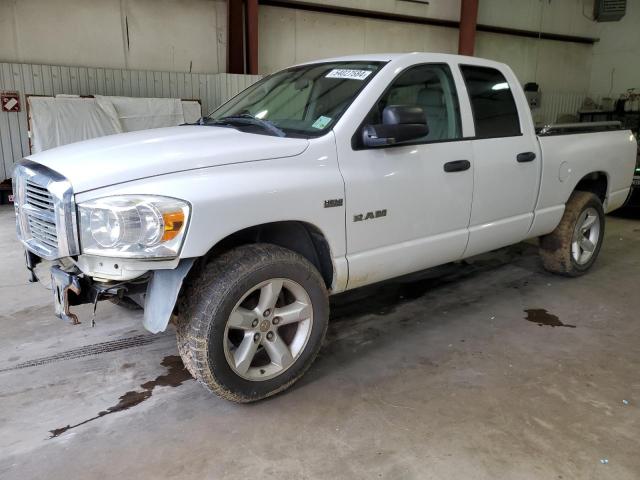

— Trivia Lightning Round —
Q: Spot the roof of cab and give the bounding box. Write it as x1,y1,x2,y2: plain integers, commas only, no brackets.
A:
294,52,506,69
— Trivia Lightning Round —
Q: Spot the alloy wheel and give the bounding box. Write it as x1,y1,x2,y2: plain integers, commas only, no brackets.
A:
571,207,601,265
223,278,313,381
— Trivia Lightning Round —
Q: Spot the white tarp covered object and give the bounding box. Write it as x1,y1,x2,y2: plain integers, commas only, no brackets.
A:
29,95,202,153
29,96,123,153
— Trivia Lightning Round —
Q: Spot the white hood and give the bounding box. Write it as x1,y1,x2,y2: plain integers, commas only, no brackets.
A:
26,126,309,192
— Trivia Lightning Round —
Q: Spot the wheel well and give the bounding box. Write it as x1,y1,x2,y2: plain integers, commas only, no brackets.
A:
206,221,334,289
575,172,608,202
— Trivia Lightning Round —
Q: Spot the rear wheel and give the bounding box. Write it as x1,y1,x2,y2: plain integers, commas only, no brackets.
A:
539,191,605,276
175,244,329,402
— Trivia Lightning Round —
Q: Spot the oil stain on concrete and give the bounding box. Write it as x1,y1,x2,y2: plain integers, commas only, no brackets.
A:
49,355,191,438
524,308,576,328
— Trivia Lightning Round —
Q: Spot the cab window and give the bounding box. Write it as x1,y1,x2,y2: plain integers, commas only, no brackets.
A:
364,63,462,143
460,65,521,138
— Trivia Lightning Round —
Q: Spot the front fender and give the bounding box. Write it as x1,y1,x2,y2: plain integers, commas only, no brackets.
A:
143,258,195,333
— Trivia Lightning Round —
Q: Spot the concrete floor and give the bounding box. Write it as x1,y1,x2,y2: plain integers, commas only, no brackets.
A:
1,205,639,480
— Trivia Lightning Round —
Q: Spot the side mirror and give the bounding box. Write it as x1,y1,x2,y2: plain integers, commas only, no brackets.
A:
362,105,429,148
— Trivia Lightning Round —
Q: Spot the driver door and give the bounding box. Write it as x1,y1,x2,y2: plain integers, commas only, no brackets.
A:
336,63,475,288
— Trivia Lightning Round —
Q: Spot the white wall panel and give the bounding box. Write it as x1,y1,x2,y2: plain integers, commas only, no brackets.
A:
0,2,18,64
476,32,593,93
4,0,126,69
0,63,261,180
0,0,227,74
532,91,587,126
258,4,592,95
478,0,597,38
258,6,458,73
589,0,640,98
124,0,226,73
206,73,263,113
287,0,460,21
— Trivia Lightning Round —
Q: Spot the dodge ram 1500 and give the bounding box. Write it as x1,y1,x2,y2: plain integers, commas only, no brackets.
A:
13,53,636,402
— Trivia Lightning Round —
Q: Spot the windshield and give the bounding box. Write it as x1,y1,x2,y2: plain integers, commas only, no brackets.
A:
204,61,385,138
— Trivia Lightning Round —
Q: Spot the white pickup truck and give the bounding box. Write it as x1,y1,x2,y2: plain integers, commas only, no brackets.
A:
13,53,636,402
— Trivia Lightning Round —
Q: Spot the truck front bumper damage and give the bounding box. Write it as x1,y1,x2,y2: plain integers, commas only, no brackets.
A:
33,256,195,333
51,265,82,324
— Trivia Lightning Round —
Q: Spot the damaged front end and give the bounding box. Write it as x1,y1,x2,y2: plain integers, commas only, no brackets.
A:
27,250,194,332
14,159,194,333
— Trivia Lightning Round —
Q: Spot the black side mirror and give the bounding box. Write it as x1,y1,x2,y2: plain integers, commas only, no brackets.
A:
362,105,429,147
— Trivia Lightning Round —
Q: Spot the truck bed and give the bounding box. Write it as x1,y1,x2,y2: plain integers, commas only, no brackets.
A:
529,125,636,238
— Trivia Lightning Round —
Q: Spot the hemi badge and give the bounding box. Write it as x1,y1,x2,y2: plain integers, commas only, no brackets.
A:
324,199,344,208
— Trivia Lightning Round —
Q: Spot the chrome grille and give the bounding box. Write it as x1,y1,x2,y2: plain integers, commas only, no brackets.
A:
14,160,79,260
25,180,55,212
27,215,58,248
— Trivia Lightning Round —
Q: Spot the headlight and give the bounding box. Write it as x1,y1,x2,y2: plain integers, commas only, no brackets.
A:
78,195,190,258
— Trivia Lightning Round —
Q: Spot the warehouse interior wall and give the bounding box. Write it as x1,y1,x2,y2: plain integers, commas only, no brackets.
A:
589,0,640,98
257,0,597,94
476,0,596,93
257,6,459,74
276,0,460,21
477,0,596,38
475,33,593,93
1,0,639,101
0,0,227,74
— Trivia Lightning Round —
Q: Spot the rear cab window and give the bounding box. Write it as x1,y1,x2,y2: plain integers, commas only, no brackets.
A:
460,65,521,138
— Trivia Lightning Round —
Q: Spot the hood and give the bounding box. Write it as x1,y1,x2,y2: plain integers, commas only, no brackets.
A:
26,126,309,192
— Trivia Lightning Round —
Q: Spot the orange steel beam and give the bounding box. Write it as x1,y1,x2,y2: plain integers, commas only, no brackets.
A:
458,0,479,56
246,0,259,74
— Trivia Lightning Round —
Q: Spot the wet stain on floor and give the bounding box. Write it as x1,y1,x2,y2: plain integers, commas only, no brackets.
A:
524,309,576,328
49,355,191,438
330,243,537,323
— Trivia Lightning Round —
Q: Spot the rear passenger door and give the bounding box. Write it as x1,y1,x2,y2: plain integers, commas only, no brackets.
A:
459,65,541,257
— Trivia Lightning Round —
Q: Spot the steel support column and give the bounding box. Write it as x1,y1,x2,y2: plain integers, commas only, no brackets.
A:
227,0,259,74
228,0,245,73
458,0,479,56
245,0,259,74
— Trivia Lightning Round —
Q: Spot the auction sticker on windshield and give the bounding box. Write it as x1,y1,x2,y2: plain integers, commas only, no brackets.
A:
326,69,372,80
312,116,332,129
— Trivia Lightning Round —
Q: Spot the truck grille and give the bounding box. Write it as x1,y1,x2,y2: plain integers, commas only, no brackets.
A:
27,215,58,248
14,161,79,260
25,180,55,212
23,180,59,248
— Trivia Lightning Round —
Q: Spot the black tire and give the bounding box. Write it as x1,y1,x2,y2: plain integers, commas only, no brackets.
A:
175,243,329,403
108,296,143,310
539,191,605,276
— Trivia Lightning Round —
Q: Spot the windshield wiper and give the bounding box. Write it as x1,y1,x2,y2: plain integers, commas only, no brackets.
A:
204,114,286,137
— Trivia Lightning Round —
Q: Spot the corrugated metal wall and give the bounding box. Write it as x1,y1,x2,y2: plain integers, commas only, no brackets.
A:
534,91,588,126
0,62,261,180
208,73,264,110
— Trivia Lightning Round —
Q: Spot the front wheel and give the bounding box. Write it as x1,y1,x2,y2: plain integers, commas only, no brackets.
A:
175,244,329,403
539,191,605,276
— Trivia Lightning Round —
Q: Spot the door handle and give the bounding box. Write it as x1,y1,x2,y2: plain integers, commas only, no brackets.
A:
517,152,536,163
443,160,471,172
